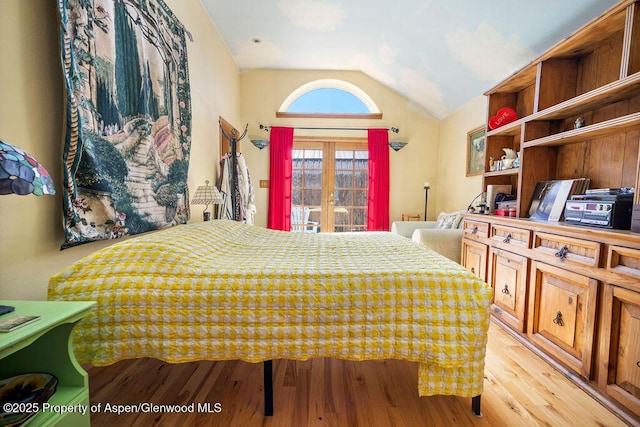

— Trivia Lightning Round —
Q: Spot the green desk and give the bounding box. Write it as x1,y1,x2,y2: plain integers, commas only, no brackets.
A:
0,300,95,426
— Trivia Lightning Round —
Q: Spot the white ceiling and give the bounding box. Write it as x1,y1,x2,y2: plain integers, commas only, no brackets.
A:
201,0,620,119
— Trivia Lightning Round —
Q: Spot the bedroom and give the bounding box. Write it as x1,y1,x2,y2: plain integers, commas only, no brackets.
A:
1,0,639,425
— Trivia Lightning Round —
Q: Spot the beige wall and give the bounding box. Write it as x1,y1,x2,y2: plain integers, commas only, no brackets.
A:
437,95,486,213
239,69,442,228
0,2,487,301
0,0,240,300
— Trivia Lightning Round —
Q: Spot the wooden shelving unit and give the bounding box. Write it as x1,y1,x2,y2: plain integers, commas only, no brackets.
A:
464,1,640,423
483,0,640,217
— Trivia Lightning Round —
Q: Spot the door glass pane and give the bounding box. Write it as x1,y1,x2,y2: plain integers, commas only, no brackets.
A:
335,170,353,188
354,189,367,206
354,170,368,187
291,149,323,232
334,150,368,232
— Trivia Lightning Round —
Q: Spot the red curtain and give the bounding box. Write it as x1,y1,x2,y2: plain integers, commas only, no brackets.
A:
367,128,390,231
267,126,294,230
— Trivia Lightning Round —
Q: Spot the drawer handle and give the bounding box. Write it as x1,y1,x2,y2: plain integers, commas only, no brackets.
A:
637,361,640,368
501,284,510,295
553,311,564,327
470,267,476,274
472,226,478,234
503,233,512,243
555,245,568,260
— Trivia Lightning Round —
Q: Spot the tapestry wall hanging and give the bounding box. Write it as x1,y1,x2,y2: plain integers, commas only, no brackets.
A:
58,0,192,248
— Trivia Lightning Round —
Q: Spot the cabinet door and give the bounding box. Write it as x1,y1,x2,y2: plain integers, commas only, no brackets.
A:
528,261,598,378
461,238,488,281
489,248,529,333
598,285,640,418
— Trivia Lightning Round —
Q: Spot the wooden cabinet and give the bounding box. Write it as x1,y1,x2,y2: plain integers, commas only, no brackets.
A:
470,3,640,419
0,300,95,427
460,214,640,421
528,261,598,378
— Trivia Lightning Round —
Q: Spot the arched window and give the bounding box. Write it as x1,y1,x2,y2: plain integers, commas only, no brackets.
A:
277,79,381,119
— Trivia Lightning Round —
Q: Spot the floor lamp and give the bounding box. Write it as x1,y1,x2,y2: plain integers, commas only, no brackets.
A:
423,182,430,220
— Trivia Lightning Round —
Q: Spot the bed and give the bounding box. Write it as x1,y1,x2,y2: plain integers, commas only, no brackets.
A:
48,220,492,415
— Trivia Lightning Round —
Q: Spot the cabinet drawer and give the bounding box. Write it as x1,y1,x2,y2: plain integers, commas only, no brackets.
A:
528,261,598,378
490,224,532,250
598,285,640,418
533,231,601,269
607,245,640,283
463,219,489,241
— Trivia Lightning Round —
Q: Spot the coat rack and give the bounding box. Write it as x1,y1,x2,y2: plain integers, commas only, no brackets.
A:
219,121,248,221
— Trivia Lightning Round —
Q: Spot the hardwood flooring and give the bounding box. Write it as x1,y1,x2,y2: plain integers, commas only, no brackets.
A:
86,320,635,426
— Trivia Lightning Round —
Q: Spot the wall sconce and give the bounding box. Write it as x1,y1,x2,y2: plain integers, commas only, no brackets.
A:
250,139,270,149
388,141,408,151
191,180,223,221
0,139,56,196
249,124,271,149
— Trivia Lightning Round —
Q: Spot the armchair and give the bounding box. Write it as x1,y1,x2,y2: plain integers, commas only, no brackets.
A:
391,211,465,263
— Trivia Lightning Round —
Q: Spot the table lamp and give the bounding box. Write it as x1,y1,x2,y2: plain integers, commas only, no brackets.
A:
191,180,223,221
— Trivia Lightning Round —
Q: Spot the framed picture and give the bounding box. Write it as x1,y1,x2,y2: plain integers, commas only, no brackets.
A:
466,126,485,176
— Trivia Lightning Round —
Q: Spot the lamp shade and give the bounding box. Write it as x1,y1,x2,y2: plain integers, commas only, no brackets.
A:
191,180,223,206
250,139,269,150
388,141,408,151
0,139,56,196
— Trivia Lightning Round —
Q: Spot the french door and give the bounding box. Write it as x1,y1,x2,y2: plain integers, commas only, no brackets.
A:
291,138,368,232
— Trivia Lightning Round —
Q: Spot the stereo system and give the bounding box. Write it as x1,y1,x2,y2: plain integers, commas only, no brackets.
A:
564,189,634,230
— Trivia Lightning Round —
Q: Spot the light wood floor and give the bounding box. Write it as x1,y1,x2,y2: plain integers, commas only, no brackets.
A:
86,320,635,426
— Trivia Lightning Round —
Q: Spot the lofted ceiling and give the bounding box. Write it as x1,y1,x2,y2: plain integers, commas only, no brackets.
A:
201,0,620,119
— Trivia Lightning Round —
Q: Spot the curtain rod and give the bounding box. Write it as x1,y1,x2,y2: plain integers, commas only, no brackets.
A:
259,124,399,133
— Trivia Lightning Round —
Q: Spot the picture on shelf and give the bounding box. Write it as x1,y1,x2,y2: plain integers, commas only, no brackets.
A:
527,178,590,221
466,126,485,176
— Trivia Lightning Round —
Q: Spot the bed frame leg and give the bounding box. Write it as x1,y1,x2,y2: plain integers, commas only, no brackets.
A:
263,360,274,416
471,395,482,417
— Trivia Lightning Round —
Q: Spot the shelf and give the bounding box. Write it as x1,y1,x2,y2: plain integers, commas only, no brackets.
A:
484,2,631,99
484,64,538,96
530,72,640,122
487,119,523,137
488,72,640,141
523,112,640,148
484,168,520,178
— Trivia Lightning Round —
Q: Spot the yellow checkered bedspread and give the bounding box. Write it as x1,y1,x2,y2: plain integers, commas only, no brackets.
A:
48,220,492,397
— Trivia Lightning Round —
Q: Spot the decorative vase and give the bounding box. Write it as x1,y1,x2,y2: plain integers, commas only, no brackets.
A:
502,148,517,160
